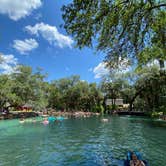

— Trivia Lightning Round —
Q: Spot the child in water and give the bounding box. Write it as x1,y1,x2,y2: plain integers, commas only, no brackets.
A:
130,153,145,166
42,118,49,125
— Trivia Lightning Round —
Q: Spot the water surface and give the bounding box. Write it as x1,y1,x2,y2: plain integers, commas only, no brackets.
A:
0,116,166,166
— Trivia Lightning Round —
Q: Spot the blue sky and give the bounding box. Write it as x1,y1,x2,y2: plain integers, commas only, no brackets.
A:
0,0,109,83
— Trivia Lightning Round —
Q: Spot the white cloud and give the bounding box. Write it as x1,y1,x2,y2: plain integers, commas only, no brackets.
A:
93,62,109,79
147,59,166,69
92,58,132,79
0,0,42,21
0,53,18,74
25,22,73,48
13,38,38,54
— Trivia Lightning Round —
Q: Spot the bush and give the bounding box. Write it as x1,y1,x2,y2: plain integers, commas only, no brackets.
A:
91,105,104,114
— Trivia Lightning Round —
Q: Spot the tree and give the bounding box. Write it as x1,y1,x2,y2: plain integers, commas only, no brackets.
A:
53,75,81,111
88,83,103,112
47,82,61,110
11,65,34,105
47,76,104,112
0,74,16,111
62,0,166,69
31,69,49,111
138,10,166,69
10,65,48,111
133,65,166,112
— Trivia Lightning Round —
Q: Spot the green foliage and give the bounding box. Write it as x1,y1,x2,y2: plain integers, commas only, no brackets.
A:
0,64,165,115
111,104,118,111
151,111,161,118
91,105,104,114
61,0,166,114
62,0,166,69
156,106,166,115
0,69,104,113
0,75,16,109
0,65,48,111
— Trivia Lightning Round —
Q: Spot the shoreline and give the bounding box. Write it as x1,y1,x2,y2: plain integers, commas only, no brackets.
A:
40,111,100,118
1,110,165,121
0,111,100,120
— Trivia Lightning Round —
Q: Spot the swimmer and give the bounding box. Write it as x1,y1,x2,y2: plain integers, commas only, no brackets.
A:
19,118,25,124
42,118,49,125
101,118,109,122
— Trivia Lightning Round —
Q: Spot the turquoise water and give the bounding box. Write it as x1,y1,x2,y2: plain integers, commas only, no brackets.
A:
0,116,166,166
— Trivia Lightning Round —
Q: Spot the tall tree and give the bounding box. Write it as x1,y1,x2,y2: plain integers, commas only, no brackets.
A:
62,0,166,69
10,65,48,111
0,74,16,111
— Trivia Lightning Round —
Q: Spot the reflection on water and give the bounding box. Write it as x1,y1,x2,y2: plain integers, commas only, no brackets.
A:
0,116,166,166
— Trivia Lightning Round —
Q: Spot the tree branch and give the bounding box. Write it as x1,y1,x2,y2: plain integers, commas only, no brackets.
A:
148,3,166,10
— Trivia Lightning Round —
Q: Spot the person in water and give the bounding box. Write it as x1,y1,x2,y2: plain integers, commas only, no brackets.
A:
19,117,25,123
130,153,145,166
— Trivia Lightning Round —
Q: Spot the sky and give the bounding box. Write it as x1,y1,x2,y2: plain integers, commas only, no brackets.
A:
0,0,109,83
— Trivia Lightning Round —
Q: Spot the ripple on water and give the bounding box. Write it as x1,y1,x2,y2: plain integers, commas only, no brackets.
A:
0,117,166,166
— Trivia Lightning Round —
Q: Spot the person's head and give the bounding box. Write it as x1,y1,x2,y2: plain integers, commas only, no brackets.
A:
131,153,138,161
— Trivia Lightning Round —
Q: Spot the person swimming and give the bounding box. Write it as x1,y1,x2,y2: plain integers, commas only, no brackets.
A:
19,118,25,124
130,153,145,166
42,118,49,125
101,118,109,122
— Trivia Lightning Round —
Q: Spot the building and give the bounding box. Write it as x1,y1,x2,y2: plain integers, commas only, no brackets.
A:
106,99,123,106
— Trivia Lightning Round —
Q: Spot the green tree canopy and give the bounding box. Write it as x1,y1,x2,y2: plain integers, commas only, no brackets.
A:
62,0,166,69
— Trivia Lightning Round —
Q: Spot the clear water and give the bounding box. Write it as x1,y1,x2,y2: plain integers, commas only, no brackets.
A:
0,116,166,166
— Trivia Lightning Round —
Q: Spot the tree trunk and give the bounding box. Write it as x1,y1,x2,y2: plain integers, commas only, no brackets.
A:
159,59,165,70
129,87,145,111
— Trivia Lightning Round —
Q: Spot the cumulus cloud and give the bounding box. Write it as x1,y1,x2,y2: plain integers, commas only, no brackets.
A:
13,38,38,54
0,0,42,21
93,62,109,79
92,60,131,79
25,22,73,48
0,53,18,74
